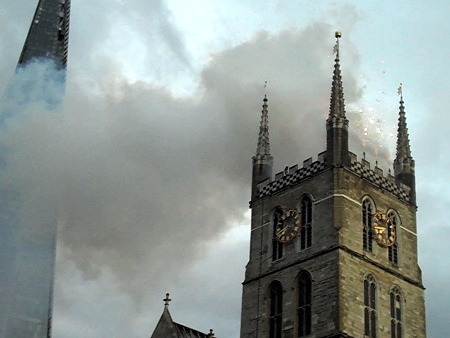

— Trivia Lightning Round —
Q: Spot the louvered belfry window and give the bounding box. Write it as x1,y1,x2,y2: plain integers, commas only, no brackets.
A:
388,212,399,264
364,274,377,338
272,208,283,261
269,282,283,338
390,287,403,338
297,271,312,337
362,199,374,252
300,196,312,250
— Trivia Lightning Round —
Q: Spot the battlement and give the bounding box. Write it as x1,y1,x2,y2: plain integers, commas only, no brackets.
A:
348,152,411,203
256,152,326,199
254,151,411,203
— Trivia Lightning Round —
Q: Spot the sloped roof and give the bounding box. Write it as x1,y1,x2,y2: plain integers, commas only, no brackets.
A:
150,305,212,338
174,322,210,338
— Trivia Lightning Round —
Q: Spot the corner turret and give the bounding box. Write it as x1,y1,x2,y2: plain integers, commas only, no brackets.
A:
326,31,350,167
393,84,416,204
252,95,273,200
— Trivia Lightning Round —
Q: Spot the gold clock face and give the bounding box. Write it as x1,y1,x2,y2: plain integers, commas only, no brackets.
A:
276,209,301,243
372,212,396,247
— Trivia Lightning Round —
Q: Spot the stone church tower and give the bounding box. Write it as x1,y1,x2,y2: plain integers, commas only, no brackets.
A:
240,33,426,338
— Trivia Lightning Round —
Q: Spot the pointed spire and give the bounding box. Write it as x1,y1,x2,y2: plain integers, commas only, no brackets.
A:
329,31,346,118
252,95,273,200
255,95,271,158
394,83,416,204
395,83,412,160
326,31,350,167
18,0,71,69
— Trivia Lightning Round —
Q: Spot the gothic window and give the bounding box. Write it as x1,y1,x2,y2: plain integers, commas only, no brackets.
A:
269,281,283,338
390,287,403,338
272,208,283,261
300,196,312,250
364,274,377,338
388,211,399,265
362,198,374,252
297,271,312,337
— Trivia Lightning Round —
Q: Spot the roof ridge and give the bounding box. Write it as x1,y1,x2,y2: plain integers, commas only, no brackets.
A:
174,321,210,337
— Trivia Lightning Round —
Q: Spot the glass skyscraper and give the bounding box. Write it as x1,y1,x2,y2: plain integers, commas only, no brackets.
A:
0,1,70,337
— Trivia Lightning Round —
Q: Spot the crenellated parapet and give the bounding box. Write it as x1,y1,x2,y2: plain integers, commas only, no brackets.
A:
348,152,411,203
252,150,412,204
254,152,326,200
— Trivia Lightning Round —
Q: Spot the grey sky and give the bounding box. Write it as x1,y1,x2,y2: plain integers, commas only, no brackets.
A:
0,1,448,337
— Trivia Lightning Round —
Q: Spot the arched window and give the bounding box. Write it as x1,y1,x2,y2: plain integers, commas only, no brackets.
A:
269,281,283,338
297,271,312,337
300,196,312,250
364,274,377,338
272,208,284,261
390,287,403,338
362,199,374,252
388,211,399,265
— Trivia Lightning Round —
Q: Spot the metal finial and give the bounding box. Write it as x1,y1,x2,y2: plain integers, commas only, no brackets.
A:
208,329,215,337
163,293,171,307
397,83,403,100
333,31,342,57
363,152,366,160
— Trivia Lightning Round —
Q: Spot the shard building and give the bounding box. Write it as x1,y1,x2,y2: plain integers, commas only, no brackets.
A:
0,1,70,337
18,0,70,68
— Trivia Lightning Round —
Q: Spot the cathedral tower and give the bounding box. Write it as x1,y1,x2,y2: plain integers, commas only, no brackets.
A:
0,1,70,337
240,33,426,338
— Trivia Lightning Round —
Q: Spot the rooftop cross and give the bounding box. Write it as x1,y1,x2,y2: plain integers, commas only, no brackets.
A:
163,293,171,307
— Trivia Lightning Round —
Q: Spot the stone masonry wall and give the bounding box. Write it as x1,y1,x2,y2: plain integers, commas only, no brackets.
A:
339,252,426,338
335,166,426,337
242,168,342,337
240,250,340,338
241,153,425,338
337,166,421,283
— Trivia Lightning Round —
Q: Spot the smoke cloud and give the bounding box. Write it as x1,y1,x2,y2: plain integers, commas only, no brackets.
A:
0,22,369,336
2,1,446,337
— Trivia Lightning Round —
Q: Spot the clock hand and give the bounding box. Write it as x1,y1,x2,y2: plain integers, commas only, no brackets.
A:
277,226,288,236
